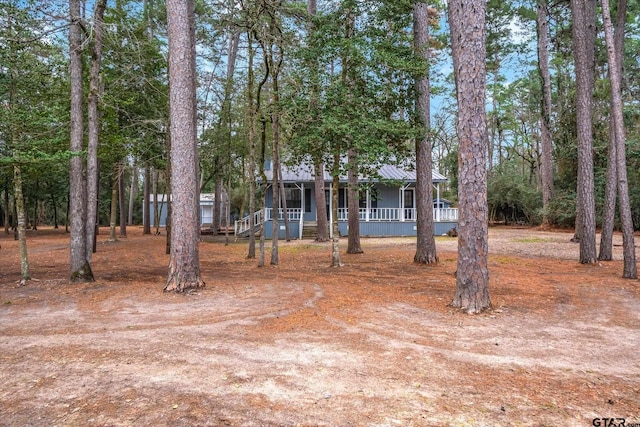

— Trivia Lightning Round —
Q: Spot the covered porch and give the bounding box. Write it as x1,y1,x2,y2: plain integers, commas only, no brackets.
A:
235,181,458,239
234,161,458,239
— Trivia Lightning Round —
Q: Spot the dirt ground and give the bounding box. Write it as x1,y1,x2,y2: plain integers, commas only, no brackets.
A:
0,226,639,427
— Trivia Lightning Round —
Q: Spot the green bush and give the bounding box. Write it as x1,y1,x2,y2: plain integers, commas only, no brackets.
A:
487,166,542,225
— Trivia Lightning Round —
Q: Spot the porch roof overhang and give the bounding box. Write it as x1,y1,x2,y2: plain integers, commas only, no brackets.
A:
264,163,448,184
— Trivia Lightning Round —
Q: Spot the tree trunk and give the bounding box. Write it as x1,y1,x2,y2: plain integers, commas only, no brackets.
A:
571,0,597,263
14,165,31,285
599,0,626,261
93,164,100,252
86,0,106,260
271,161,280,265
165,170,172,255
600,0,636,279
331,153,342,267
536,0,554,226
448,0,490,313
4,179,9,234
143,165,151,234
413,2,438,265
269,29,283,264
109,168,118,242
118,163,127,237
128,163,137,225
258,114,269,267
164,0,204,292
69,0,94,283
213,179,222,233
306,0,328,243
247,30,257,259
314,160,329,242
65,194,70,233
346,148,362,254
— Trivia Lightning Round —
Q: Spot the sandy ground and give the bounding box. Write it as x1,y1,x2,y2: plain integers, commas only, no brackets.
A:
0,226,639,426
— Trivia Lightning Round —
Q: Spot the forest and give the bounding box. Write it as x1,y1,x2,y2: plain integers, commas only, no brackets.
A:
1,1,640,297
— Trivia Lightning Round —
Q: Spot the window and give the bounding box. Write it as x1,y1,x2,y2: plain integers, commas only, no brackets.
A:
285,187,301,209
305,188,312,212
360,187,378,209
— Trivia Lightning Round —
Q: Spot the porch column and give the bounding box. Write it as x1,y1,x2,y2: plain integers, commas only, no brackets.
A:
436,183,441,222
400,184,410,222
400,187,404,222
365,188,370,222
299,182,304,239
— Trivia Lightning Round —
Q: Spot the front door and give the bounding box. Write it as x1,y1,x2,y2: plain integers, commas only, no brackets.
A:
404,188,415,220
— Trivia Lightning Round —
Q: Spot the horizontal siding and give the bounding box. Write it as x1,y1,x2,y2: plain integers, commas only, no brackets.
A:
263,221,457,239
263,222,301,239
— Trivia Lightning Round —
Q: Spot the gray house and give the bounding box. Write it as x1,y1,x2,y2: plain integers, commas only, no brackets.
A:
235,162,458,239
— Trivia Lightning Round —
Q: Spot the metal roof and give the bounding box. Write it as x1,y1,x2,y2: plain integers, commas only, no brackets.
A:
264,162,447,184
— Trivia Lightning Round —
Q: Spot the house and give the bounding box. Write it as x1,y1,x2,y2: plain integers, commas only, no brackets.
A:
147,193,227,228
234,161,458,239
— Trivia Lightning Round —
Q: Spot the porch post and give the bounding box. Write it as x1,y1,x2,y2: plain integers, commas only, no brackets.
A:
436,183,441,222
366,188,370,222
299,182,304,239
400,186,405,222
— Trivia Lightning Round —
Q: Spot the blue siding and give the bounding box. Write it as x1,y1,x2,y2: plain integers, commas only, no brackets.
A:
263,221,455,239
338,221,456,237
374,184,401,208
263,221,301,239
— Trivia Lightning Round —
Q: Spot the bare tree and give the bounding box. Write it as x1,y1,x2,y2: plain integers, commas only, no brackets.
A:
307,0,329,242
118,163,127,237
109,166,118,242
413,2,437,265
164,0,204,292
314,161,329,242
128,164,137,226
536,0,554,226
86,0,107,259
143,165,151,234
599,0,626,261
346,147,363,254
448,0,490,313
69,0,94,282
14,165,30,285
600,0,636,278
247,29,258,258
570,0,597,263
344,4,362,255
267,8,285,264
331,154,342,267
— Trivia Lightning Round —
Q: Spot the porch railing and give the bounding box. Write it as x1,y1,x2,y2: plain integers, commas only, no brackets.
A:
338,207,458,222
234,208,304,236
234,210,263,236
235,207,459,236
264,207,303,222
434,208,459,222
